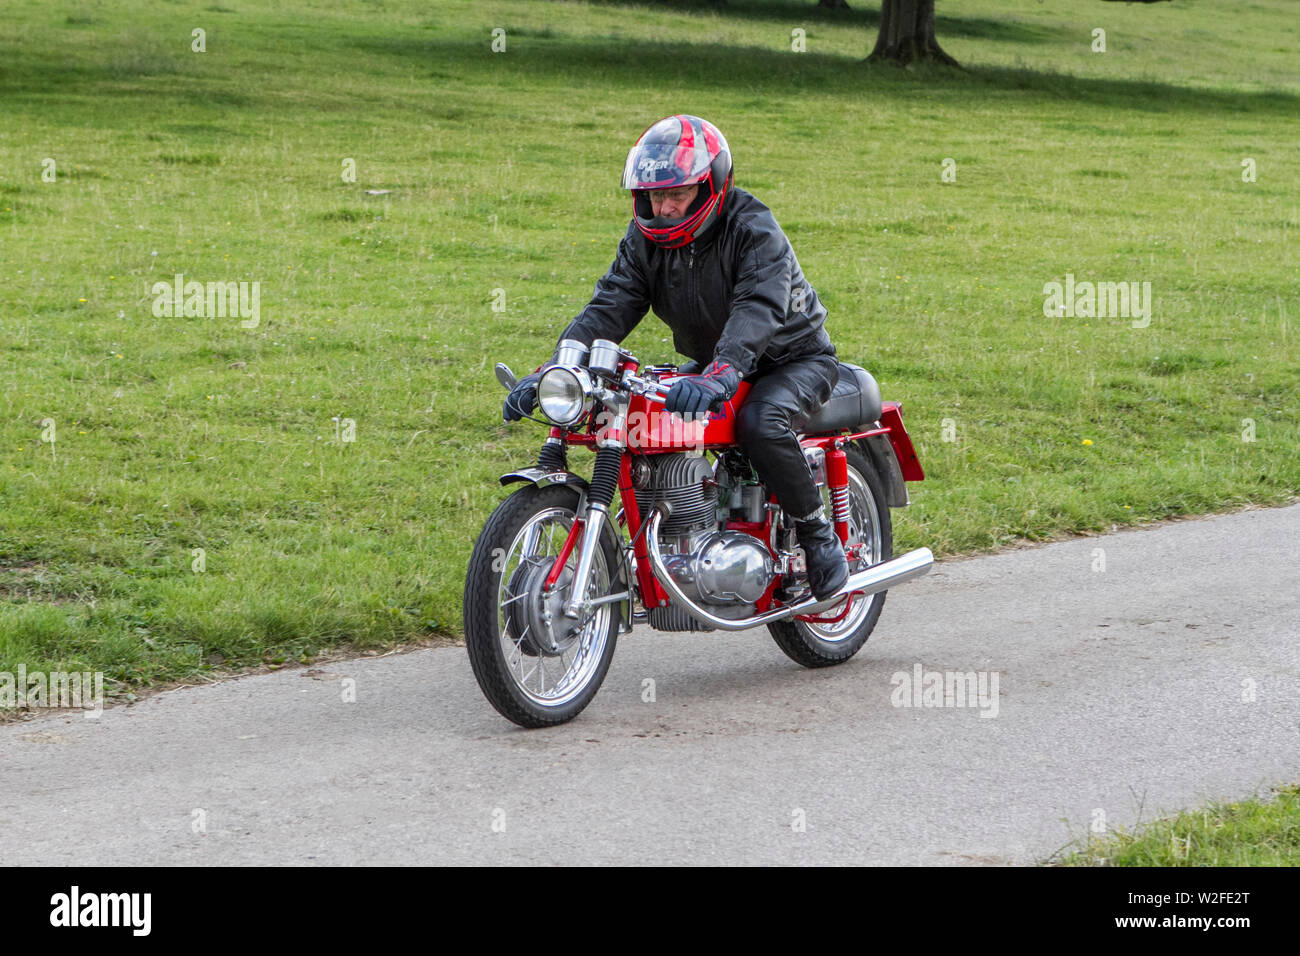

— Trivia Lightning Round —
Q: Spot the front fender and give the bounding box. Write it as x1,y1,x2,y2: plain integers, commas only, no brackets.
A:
496,467,633,635
498,467,589,492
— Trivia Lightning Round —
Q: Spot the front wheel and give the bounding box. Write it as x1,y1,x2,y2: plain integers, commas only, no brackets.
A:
768,443,893,668
464,483,623,727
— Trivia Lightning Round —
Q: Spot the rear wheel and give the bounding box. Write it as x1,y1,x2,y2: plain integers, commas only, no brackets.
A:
768,444,892,667
464,484,622,727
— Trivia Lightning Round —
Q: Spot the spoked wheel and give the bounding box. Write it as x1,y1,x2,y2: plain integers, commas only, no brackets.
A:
768,443,893,667
464,484,622,727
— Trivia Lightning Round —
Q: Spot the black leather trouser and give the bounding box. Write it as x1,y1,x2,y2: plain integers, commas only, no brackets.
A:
733,353,840,519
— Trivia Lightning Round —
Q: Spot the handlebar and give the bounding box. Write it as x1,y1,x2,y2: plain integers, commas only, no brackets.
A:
622,373,669,403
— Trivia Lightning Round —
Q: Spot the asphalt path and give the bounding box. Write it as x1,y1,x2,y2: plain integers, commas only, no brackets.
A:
2,502,1297,865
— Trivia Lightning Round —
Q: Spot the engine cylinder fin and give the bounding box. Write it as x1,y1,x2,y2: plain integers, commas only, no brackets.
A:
647,604,715,632
635,454,718,535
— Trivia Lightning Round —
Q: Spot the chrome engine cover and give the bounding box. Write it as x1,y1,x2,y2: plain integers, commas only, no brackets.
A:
659,531,774,607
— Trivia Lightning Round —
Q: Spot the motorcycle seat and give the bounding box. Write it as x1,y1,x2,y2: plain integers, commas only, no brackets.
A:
802,362,883,433
674,359,882,433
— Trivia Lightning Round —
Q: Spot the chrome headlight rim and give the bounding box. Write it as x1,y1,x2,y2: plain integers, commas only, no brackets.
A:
537,365,594,426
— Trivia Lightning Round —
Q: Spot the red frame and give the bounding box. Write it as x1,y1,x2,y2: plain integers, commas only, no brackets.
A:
543,361,924,616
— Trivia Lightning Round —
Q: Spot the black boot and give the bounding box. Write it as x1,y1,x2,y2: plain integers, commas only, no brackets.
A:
794,510,849,601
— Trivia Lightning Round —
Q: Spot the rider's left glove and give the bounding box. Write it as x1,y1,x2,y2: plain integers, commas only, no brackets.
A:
664,360,740,418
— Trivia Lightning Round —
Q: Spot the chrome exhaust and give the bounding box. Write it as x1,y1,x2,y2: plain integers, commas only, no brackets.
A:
644,506,933,632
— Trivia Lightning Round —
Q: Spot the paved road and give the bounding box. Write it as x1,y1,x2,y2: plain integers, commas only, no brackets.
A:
3,503,1298,865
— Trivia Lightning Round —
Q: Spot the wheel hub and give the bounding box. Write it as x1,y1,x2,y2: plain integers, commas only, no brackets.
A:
503,558,584,658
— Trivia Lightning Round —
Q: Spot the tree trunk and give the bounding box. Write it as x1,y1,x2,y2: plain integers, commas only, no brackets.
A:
868,0,959,66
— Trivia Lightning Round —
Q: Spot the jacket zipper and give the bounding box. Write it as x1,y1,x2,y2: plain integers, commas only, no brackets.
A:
687,243,698,332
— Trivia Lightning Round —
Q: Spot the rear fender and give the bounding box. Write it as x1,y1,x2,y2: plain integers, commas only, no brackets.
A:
860,434,909,508
856,402,924,509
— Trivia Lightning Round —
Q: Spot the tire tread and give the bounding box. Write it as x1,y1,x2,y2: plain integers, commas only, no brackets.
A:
464,484,619,727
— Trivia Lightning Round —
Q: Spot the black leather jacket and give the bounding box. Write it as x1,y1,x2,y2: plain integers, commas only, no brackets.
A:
556,187,835,379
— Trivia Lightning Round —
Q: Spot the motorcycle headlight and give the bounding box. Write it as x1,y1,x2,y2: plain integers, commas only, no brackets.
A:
537,365,593,426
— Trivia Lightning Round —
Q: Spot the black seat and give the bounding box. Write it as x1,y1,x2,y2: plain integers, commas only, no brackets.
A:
674,359,882,433
801,362,882,433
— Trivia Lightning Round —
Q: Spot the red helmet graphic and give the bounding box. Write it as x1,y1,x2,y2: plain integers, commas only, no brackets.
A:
621,115,733,249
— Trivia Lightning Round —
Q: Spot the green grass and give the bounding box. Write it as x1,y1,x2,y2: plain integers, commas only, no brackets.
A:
1052,784,1300,865
0,0,1297,696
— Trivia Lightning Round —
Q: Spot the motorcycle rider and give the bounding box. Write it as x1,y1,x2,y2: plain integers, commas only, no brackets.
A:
504,114,848,601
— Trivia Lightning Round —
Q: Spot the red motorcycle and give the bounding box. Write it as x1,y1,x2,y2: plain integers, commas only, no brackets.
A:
465,338,932,727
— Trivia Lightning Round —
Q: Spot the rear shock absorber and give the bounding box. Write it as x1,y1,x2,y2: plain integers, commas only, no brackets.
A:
826,446,851,545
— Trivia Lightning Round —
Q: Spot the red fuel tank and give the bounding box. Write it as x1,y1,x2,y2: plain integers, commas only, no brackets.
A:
618,378,753,453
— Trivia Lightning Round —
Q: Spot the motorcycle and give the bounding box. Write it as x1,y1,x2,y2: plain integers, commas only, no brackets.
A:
465,337,933,727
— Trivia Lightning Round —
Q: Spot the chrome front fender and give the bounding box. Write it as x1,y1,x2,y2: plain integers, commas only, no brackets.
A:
498,467,589,492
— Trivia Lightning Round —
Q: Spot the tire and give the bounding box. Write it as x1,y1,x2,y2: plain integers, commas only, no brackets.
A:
768,444,893,668
464,483,623,728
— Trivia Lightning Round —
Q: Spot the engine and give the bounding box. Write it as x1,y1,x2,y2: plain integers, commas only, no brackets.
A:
633,453,776,631
633,453,718,538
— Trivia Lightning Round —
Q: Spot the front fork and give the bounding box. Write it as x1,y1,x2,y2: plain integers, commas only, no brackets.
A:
563,503,610,618
560,404,629,620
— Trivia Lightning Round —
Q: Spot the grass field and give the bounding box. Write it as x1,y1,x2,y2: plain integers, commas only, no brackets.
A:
1,0,1297,698
1052,783,1300,866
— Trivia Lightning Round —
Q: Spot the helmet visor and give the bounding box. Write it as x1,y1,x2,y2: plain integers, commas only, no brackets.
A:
621,140,714,191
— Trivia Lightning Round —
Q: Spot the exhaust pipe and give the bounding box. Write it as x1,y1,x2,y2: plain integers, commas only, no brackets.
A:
644,506,932,632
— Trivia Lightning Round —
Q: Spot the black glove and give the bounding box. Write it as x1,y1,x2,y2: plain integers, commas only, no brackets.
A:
503,372,541,422
665,360,740,417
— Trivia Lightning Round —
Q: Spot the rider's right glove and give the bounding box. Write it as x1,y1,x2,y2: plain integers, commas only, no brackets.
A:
502,372,542,422
664,360,740,418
